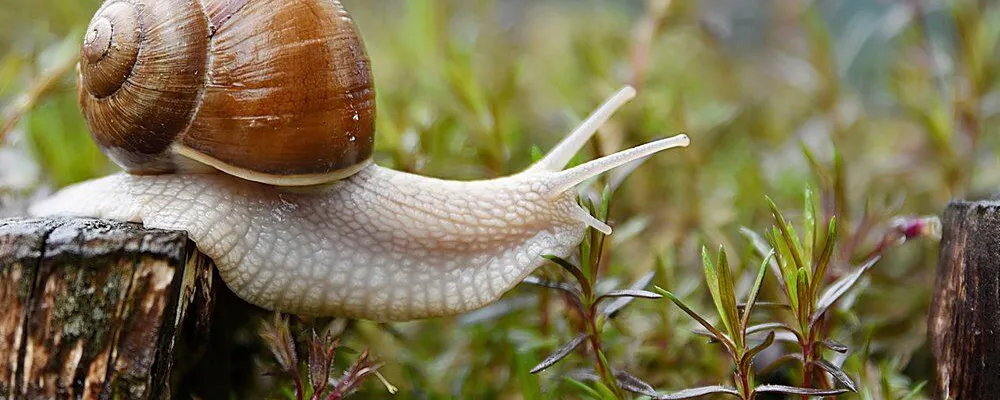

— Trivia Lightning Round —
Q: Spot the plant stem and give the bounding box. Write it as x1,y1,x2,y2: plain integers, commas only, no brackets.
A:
586,315,623,398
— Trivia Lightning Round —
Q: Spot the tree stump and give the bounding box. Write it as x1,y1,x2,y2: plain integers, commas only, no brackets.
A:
0,217,216,399
929,201,1000,399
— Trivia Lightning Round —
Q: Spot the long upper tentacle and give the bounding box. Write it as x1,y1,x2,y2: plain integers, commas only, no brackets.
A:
528,86,637,173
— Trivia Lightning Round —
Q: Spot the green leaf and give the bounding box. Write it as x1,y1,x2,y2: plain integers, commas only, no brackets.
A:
767,196,808,274
715,247,741,348
796,268,811,329
811,216,838,297
598,184,611,221
654,287,736,356
739,331,775,372
740,251,773,336
529,145,544,162
514,350,542,400
901,381,928,400
740,227,788,297
804,187,817,265
701,247,732,337
769,228,799,312
562,377,607,400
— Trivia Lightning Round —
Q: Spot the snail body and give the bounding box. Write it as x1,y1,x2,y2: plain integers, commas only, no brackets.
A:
30,0,690,321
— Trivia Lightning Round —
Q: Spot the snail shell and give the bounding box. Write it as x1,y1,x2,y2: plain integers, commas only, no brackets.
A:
79,0,376,186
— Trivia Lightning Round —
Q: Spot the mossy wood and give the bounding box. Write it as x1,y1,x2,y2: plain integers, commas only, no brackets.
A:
0,217,215,399
930,201,1000,399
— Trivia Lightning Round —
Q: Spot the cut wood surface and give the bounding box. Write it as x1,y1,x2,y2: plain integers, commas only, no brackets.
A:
929,201,1000,399
0,217,216,399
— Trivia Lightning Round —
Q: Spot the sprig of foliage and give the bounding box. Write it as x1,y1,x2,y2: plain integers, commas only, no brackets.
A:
261,313,386,400
655,246,847,399
526,186,663,399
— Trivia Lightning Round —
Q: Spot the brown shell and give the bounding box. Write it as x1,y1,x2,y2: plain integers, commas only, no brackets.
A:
78,0,376,186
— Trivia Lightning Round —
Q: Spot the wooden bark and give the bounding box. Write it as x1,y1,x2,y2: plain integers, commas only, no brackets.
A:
0,217,216,399
929,201,1000,399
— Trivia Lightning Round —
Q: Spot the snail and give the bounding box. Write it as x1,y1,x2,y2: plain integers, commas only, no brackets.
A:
29,0,690,321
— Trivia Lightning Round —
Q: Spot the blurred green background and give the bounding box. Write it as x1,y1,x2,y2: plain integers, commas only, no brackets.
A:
2,0,998,398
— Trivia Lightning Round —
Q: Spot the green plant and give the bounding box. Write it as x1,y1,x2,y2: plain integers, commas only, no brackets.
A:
655,245,848,399
261,313,386,400
526,186,665,399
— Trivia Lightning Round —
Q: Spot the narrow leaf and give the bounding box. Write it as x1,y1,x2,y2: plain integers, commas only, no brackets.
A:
523,276,582,297
812,256,880,327
523,276,586,312
811,217,837,297
530,333,587,374
656,386,741,399
715,247,742,348
597,289,662,302
770,227,799,311
701,247,731,337
543,255,592,298
739,331,775,372
739,227,786,296
654,287,736,355
814,358,858,392
599,271,658,317
767,196,808,272
738,302,789,311
818,338,848,353
901,382,928,400
752,384,848,396
796,268,811,329
563,377,607,400
613,370,660,398
745,322,803,342
804,188,817,265
741,251,773,336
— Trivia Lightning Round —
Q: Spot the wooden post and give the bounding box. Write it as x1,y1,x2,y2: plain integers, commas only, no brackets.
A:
929,201,1000,399
0,217,216,399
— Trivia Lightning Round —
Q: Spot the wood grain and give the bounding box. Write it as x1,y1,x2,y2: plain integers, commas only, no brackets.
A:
929,201,1000,399
0,217,215,399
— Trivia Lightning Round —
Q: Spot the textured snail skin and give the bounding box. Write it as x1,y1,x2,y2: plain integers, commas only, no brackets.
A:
30,87,689,321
